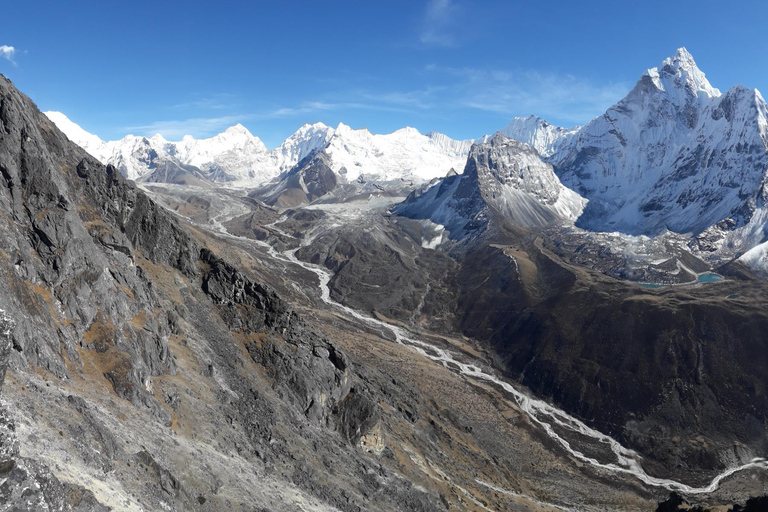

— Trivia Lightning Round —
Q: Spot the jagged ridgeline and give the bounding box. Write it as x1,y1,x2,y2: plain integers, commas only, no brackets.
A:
0,74,413,510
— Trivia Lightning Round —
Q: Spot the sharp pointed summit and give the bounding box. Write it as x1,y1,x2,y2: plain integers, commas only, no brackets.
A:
223,123,254,137
644,46,721,101
541,48,768,261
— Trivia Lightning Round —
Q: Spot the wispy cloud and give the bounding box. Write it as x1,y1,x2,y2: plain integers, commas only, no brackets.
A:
124,115,249,140
0,45,17,66
260,99,421,119
123,65,628,141
123,99,420,139
171,93,239,110
420,0,463,47
426,64,630,125
264,101,367,118
357,88,443,109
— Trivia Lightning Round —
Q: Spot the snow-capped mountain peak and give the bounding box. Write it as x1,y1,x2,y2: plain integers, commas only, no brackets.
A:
256,123,478,206
188,123,268,153
294,122,333,136
321,123,473,183
275,122,335,169
497,115,580,157
645,46,721,103
332,122,372,139
393,134,586,238
44,111,108,158
44,113,337,185
224,123,252,136
391,126,422,137
150,133,168,145
543,48,768,263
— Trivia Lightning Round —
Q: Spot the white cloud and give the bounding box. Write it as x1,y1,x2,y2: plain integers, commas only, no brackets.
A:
124,65,629,142
123,99,414,140
264,101,366,118
261,100,417,119
426,65,630,125
420,0,462,47
0,45,17,65
357,88,440,109
171,93,239,110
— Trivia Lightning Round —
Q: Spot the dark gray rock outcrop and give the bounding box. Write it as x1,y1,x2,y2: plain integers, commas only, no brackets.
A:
0,311,109,511
0,72,389,510
254,151,338,208
199,248,378,435
393,135,584,240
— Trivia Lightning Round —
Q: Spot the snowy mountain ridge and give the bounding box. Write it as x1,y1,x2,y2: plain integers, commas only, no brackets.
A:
391,47,768,271
548,47,768,262
496,115,580,157
45,47,768,269
320,123,473,183
44,113,475,188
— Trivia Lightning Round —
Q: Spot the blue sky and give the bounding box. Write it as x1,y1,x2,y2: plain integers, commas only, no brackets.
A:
2,0,768,147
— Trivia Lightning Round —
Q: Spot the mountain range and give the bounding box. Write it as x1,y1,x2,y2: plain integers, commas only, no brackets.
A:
7,46,768,510
48,49,768,267
390,48,768,270
45,113,480,188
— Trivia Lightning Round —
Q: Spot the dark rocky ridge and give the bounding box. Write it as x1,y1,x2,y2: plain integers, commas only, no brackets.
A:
255,150,338,208
483,253,768,478
0,73,450,510
0,72,363,425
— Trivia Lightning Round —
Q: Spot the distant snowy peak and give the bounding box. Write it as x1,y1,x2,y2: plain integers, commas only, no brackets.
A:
320,123,473,183
253,124,475,207
104,134,167,180
496,115,579,157
45,112,191,180
43,112,334,184
169,125,273,182
276,122,335,165
45,112,473,189
426,131,476,157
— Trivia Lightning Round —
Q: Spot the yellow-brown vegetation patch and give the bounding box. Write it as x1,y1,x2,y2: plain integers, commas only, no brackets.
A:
77,318,134,399
134,255,184,303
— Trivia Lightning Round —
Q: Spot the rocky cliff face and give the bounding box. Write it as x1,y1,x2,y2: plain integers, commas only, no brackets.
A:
0,310,110,510
0,73,409,511
255,150,339,208
393,134,585,239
